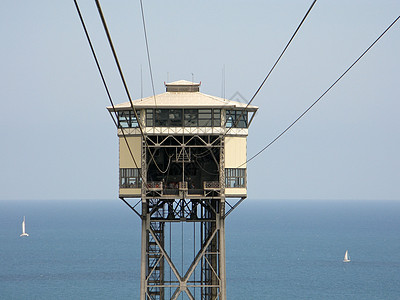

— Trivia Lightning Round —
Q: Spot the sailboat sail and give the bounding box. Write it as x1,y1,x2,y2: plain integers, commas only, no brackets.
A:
20,216,29,237
343,250,350,262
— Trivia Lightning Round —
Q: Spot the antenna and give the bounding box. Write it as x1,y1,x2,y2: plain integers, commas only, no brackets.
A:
191,72,194,83
140,64,143,100
222,64,226,99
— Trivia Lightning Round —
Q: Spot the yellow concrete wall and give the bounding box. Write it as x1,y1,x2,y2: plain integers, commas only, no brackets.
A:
119,136,142,168
225,136,247,168
119,188,141,198
225,187,247,197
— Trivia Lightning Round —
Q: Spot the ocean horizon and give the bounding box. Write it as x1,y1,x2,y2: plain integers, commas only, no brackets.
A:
1,199,399,299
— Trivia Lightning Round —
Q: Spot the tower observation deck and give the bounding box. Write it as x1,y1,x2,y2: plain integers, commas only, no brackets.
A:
108,80,258,299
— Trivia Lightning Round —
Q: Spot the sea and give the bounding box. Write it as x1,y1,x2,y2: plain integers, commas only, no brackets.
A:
1,199,399,299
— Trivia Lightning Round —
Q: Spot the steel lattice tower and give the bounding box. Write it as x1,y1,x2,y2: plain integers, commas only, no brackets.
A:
108,80,257,299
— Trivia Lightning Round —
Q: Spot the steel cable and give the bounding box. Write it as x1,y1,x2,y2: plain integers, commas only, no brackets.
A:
73,0,145,184
222,0,317,137
240,15,400,167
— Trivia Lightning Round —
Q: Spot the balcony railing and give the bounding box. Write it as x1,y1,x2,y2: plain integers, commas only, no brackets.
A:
147,181,163,191
203,181,220,190
145,181,221,196
179,181,188,190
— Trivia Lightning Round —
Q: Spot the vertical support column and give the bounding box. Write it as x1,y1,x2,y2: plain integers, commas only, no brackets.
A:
140,136,148,300
218,199,226,300
140,201,148,300
219,135,227,300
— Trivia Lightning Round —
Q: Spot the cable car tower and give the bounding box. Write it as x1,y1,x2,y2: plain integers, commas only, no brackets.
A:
108,80,257,299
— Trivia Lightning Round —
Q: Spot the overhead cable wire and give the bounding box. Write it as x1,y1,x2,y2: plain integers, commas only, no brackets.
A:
95,0,166,174
223,0,317,137
73,0,145,184
139,0,158,106
95,0,145,138
73,0,118,126
240,15,400,168
147,151,173,174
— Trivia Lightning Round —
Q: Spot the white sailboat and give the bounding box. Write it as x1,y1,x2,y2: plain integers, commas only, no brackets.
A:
20,216,29,237
343,250,350,262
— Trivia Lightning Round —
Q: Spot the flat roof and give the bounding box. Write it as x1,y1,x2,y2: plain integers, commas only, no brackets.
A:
107,80,258,112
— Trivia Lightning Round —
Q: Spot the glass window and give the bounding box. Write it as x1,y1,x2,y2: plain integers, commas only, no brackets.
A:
225,168,246,188
184,109,198,127
213,109,221,127
118,111,129,128
146,109,154,127
225,110,248,128
144,108,222,127
169,109,183,127
118,110,140,128
198,109,212,127
120,168,142,188
131,112,139,127
155,109,169,126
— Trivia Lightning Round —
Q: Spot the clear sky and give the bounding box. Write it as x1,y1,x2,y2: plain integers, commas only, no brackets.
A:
1,1,399,201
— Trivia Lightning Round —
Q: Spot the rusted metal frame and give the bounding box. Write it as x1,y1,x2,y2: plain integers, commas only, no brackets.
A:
145,134,169,147
145,136,157,146
210,135,222,146
247,110,257,127
119,197,142,218
185,284,219,288
149,199,166,217
197,199,217,217
203,254,220,283
146,190,163,198
194,135,210,146
168,135,182,146
181,199,195,219
146,253,164,282
172,199,182,219
183,228,218,283
169,199,194,220
224,197,246,218
145,293,154,300
213,292,221,300
160,134,173,146
145,148,161,170
203,199,218,216
148,227,182,284
204,190,221,198
170,228,218,300
147,218,216,223
183,134,198,146
171,287,195,300
146,144,222,148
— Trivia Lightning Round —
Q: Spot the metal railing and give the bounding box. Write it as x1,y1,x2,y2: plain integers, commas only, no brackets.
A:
203,181,220,190
146,181,163,191
179,181,188,190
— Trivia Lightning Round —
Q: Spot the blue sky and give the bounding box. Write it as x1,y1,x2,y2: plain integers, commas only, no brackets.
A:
1,1,399,200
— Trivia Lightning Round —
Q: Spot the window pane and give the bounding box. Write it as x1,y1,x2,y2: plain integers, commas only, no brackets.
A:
225,110,247,128
155,109,169,126
120,168,142,188
213,109,221,127
199,109,212,127
225,168,246,188
146,109,153,127
169,109,183,127
131,112,139,127
118,111,129,128
184,109,198,127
